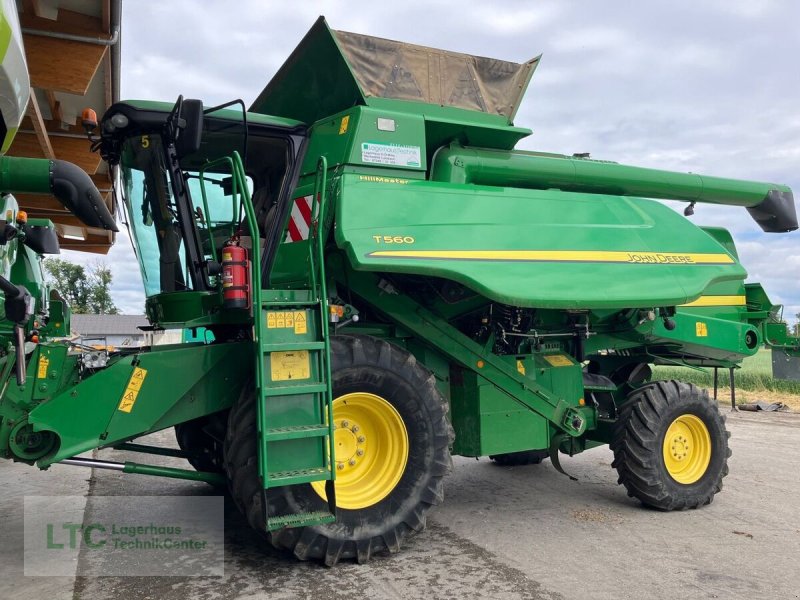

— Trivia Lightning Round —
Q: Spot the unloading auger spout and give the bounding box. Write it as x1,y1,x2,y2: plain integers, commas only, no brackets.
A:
431,145,797,233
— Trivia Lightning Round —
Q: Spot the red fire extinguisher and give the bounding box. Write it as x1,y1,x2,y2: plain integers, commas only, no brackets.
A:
221,238,250,309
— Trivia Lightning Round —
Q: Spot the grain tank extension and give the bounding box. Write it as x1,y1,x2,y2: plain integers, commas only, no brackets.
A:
1,16,797,566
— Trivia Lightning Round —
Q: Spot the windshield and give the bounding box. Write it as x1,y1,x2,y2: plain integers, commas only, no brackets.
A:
121,135,189,296
120,135,256,297
118,115,295,298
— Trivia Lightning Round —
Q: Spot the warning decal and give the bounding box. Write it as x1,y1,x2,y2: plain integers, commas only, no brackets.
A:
267,310,308,335
37,355,49,379
270,351,311,381
293,311,307,334
543,355,573,368
118,367,148,413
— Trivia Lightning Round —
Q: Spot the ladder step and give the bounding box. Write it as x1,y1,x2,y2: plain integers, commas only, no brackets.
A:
263,302,319,308
267,467,331,486
263,383,328,397
263,299,319,308
267,510,335,531
265,425,330,441
263,342,325,352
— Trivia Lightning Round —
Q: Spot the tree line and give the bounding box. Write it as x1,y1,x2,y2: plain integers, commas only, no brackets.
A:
43,258,119,315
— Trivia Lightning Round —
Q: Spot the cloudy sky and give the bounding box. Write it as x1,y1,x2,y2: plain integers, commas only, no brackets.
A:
66,0,800,318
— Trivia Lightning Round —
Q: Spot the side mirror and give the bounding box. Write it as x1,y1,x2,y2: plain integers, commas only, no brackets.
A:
22,223,60,255
175,99,204,159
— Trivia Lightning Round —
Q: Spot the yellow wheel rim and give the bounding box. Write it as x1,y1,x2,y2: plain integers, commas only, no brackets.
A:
311,392,409,509
662,413,711,484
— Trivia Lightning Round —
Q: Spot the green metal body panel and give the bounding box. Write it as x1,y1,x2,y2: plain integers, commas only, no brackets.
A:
333,173,745,309
451,352,582,456
145,290,250,329
22,341,251,466
300,106,428,175
450,370,549,456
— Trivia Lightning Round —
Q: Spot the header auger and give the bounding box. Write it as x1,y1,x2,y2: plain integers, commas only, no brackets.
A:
1,16,797,565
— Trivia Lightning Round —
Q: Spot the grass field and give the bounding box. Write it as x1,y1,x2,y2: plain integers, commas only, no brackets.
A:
652,349,800,410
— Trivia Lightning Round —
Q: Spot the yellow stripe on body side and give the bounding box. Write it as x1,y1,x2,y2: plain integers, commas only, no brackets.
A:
368,250,735,265
679,295,747,307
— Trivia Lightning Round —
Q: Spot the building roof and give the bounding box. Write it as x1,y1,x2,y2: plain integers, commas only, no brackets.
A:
9,0,121,254
71,314,148,336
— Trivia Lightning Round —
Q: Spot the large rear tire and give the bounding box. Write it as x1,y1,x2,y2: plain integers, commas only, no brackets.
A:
611,380,730,510
224,334,453,565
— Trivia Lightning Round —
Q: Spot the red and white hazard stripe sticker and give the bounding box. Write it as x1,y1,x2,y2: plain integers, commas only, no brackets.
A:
285,195,313,242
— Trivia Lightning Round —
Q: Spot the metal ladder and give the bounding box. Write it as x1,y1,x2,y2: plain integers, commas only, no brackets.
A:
252,157,336,530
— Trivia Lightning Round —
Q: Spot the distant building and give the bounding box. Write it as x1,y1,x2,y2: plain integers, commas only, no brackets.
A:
70,314,184,347
71,314,149,347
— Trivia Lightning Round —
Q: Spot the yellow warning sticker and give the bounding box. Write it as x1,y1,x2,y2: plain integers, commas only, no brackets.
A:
696,322,708,337
270,351,310,381
544,354,573,367
267,310,308,335
118,367,148,413
294,311,307,334
516,360,526,376
37,355,49,379
339,115,350,135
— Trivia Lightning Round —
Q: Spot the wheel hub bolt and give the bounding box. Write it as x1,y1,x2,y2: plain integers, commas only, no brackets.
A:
356,449,364,456
357,435,366,443
341,420,350,428
348,458,357,466
337,462,345,470
351,425,360,433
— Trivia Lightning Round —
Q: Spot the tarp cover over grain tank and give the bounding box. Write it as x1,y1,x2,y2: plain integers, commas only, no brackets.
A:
250,16,539,126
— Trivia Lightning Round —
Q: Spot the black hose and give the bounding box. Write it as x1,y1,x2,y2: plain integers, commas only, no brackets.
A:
50,160,118,231
14,325,25,386
0,275,20,298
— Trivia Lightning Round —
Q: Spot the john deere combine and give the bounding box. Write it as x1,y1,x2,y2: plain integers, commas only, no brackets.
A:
1,17,797,565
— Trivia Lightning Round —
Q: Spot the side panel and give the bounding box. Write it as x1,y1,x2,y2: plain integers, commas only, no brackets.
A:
450,370,548,457
334,174,747,309
28,342,252,466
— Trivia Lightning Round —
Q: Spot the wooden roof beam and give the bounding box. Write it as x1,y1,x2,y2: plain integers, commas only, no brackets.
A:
26,89,55,160
20,8,106,39
22,0,45,18
24,35,107,95
44,90,63,124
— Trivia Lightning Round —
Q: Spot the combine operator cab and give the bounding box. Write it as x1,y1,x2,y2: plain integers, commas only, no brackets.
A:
96,97,307,334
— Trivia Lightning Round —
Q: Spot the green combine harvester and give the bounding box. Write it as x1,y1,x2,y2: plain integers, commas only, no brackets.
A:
2,17,798,565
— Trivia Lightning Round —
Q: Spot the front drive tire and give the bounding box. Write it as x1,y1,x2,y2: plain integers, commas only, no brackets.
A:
224,334,453,565
611,380,731,510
